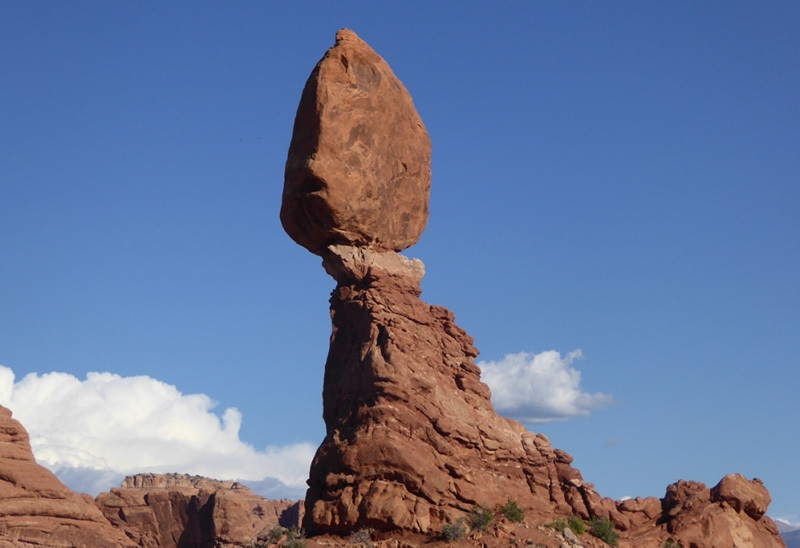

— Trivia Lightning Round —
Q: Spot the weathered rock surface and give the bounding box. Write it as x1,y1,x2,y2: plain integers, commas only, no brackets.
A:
614,475,784,548
281,29,431,255
0,405,135,547
96,473,302,548
303,246,601,534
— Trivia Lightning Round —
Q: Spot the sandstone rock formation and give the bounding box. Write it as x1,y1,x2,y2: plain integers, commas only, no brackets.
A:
281,28,431,256
616,475,784,548
283,29,787,548
281,28,607,538
96,473,301,548
0,405,135,548
303,244,611,534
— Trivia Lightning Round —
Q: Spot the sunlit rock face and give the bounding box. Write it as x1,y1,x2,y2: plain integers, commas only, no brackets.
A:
302,244,603,534
281,29,431,257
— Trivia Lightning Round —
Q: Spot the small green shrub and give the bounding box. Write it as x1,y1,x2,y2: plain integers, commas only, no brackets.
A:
468,505,495,532
545,518,568,532
442,518,467,542
350,528,372,547
266,526,285,543
284,527,306,548
499,499,525,523
662,540,681,548
589,516,619,546
567,515,585,535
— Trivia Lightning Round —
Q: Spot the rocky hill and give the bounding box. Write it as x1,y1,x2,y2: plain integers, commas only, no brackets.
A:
0,406,301,547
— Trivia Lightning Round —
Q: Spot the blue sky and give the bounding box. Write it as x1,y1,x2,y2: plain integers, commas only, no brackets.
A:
2,1,798,524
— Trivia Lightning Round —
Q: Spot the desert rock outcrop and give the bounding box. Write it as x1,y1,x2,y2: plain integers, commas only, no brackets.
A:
281,28,431,256
95,473,301,548
0,405,135,548
617,475,784,548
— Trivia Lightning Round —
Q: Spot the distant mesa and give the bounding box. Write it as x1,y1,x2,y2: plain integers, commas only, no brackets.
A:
0,406,302,548
281,28,431,256
96,473,302,547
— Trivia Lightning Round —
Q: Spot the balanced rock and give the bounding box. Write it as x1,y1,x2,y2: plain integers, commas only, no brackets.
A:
281,29,431,255
0,406,135,548
284,29,786,548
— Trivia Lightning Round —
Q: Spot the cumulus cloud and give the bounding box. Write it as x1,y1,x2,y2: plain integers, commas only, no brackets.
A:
0,365,313,498
479,350,614,422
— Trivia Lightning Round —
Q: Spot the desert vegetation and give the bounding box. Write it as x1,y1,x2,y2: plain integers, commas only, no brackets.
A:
441,518,467,542
545,515,585,535
589,516,619,546
499,498,525,523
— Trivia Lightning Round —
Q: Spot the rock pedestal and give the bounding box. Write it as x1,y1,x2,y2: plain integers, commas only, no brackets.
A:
303,246,601,534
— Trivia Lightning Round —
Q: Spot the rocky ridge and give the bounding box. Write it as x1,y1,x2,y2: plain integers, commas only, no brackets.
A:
0,373,785,547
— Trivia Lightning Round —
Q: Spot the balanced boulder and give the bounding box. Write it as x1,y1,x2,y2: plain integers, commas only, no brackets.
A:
281,29,431,255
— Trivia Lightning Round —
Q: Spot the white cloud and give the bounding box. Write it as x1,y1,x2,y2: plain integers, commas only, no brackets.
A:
0,365,314,498
479,350,614,422
0,351,610,497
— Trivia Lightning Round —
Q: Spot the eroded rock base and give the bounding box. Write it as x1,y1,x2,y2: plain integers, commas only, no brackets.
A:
304,247,607,535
